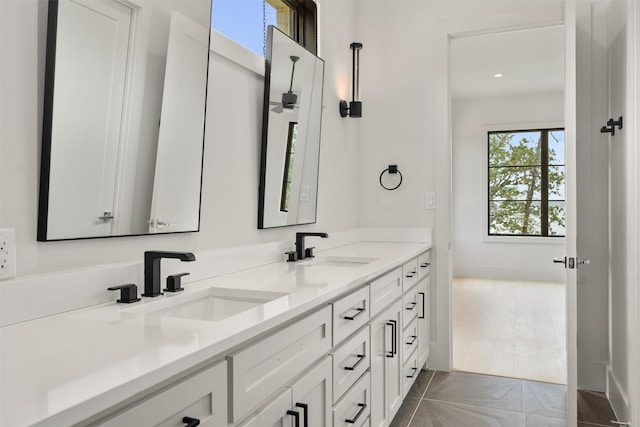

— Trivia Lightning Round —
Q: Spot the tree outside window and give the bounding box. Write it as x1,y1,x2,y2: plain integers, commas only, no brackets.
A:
488,129,565,237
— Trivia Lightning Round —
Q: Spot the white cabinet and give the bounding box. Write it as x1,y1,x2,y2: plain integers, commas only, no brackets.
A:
417,251,431,369
332,285,370,346
369,268,402,317
93,360,227,427
333,371,371,427
228,306,332,423
239,357,332,427
369,299,402,427
331,325,370,403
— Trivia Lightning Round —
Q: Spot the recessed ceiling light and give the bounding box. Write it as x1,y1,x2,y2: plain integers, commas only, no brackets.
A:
494,73,504,78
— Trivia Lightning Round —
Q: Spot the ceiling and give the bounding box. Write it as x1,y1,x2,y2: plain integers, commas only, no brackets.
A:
450,25,565,99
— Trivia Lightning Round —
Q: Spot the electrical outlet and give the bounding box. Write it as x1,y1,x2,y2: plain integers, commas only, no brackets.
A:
0,228,17,280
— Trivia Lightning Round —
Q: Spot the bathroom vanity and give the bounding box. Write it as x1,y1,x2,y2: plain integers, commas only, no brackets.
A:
0,239,432,426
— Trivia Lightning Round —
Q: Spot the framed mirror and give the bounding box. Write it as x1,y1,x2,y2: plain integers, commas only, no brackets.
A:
258,26,325,229
38,0,212,241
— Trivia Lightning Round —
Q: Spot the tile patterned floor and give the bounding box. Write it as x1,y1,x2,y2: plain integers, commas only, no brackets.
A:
390,370,618,427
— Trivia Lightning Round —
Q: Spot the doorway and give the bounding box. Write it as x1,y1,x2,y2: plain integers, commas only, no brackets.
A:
449,26,567,385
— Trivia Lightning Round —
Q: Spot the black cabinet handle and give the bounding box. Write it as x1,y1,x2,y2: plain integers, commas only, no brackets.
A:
406,367,418,379
182,417,200,427
386,319,397,358
287,410,300,427
344,307,365,321
406,301,417,311
344,354,366,371
405,273,415,278
420,262,430,268
419,292,426,319
295,403,308,427
345,403,367,424
406,335,417,345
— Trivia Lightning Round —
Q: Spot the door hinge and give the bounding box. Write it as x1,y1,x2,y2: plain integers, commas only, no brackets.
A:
553,256,591,269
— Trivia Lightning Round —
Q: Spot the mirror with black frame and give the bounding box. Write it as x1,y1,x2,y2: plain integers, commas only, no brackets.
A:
38,0,212,241
258,25,325,229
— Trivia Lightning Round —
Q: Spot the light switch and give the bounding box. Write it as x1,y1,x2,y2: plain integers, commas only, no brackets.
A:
425,192,436,210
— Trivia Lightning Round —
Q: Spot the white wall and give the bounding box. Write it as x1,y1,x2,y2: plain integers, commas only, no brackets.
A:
0,0,359,277
607,0,634,420
355,0,564,370
452,92,565,282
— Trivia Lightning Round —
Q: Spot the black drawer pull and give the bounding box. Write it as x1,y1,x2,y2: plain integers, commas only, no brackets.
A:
419,292,426,319
295,403,308,427
182,417,200,427
344,307,365,321
345,403,367,424
405,273,415,278
406,367,418,379
386,319,397,358
344,354,366,371
287,410,300,427
406,301,417,311
420,262,430,268
406,335,417,345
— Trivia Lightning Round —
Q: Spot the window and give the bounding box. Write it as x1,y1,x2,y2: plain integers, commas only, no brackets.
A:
280,122,298,212
211,0,317,56
488,128,565,237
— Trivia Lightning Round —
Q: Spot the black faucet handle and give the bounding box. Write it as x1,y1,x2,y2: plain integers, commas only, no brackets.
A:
304,247,316,258
164,273,190,293
108,284,141,303
285,251,297,262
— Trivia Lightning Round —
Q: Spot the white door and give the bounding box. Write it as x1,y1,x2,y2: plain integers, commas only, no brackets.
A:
562,3,578,425
149,11,208,233
47,0,132,239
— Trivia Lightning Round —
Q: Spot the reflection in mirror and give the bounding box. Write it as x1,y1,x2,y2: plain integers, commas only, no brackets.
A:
38,0,212,241
258,26,324,229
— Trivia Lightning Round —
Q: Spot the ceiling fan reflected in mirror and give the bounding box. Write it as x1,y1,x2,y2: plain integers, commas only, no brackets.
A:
271,55,300,113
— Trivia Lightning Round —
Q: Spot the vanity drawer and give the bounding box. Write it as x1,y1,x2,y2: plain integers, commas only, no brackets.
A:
228,306,332,423
402,258,418,292
330,325,370,403
94,361,227,427
333,286,370,346
333,371,371,427
369,268,402,317
402,284,419,328
417,251,431,281
402,349,420,399
402,317,418,365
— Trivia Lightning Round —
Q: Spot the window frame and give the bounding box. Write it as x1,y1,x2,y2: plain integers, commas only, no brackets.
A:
482,122,566,244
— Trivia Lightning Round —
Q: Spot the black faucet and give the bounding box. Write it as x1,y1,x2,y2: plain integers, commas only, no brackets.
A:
295,232,329,260
143,251,196,297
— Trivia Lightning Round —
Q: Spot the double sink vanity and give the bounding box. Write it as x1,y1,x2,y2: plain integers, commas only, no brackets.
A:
0,237,432,427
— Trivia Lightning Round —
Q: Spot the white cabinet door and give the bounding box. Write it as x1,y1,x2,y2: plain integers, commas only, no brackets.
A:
290,357,332,427
417,274,431,368
369,299,402,427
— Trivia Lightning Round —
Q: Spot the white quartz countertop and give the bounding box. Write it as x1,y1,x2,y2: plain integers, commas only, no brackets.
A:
0,241,430,427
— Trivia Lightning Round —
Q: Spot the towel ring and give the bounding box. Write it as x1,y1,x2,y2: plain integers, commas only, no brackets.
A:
379,166,403,191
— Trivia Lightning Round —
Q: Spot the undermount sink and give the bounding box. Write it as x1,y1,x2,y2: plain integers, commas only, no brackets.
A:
297,255,379,268
126,287,287,322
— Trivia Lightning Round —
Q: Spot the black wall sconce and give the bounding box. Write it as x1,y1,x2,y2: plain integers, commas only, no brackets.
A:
340,42,363,118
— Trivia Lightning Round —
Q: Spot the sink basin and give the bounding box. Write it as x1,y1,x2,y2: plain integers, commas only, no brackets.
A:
126,287,287,322
297,255,379,268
